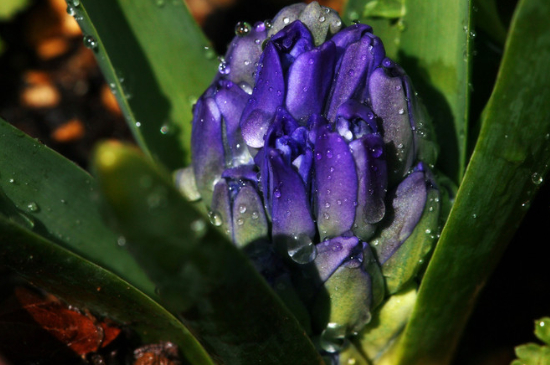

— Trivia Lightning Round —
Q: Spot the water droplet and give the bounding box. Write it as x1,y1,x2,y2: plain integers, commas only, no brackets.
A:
238,204,247,214
323,212,330,220
70,0,80,6
26,202,39,212
532,172,544,185
251,211,259,220
318,16,326,23
398,108,405,115
117,236,126,247
203,46,216,60
160,123,170,135
154,0,165,7
135,121,142,128
66,5,76,16
190,219,207,236
208,211,223,226
9,178,15,183
472,213,477,219
236,218,244,226
273,188,282,198
288,234,317,264
218,57,231,75
326,149,333,158
234,21,251,37
83,35,98,50
283,17,290,24
334,20,342,27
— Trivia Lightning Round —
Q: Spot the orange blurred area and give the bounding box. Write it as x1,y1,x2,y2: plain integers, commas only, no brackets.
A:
51,118,85,142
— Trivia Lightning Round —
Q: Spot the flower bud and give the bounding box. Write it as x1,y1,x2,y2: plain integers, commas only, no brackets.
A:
182,1,446,358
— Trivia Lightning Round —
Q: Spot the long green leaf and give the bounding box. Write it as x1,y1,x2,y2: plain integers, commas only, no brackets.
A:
0,215,214,365
68,0,218,169
384,0,550,363
343,0,473,183
93,142,324,365
0,118,154,297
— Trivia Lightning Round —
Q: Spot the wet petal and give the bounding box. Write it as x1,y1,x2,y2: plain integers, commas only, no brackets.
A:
381,166,441,293
313,122,358,239
214,80,253,166
191,96,224,206
369,66,414,186
210,179,233,240
268,149,316,259
371,170,427,264
314,236,361,283
225,22,268,87
350,133,387,241
271,20,314,68
240,43,285,148
285,41,336,122
326,35,378,122
232,183,269,248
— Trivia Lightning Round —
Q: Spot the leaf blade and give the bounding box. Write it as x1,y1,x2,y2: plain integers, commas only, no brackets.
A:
0,118,155,297
93,142,324,365
70,0,218,169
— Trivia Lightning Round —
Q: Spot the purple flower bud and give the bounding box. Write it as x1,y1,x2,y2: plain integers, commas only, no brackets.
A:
184,1,444,355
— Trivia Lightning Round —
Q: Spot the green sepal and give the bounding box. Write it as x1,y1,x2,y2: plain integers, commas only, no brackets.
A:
381,187,440,294
354,282,417,362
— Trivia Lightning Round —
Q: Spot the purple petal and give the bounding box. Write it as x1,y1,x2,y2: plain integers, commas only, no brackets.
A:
335,99,378,134
191,96,224,206
325,35,379,122
369,67,414,186
214,80,253,166
271,20,314,68
210,179,233,241
285,41,336,121
374,171,427,264
268,149,316,246
225,22,268,87
329,23,372,56
313,122,358,238
314,236,361,283
350,133,387,241
240,43,285,148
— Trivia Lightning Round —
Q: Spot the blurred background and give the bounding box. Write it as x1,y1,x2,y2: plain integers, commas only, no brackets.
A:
0,0,547,364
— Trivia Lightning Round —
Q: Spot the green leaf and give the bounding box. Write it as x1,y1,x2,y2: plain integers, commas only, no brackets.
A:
512,344,550,365
536,318,550,346
0,118,155,297
382,0,550,363
343,0,473,183
0,215,214,365
93,142,324,365
68,0,218,169
511,318,550,365
0,0,30,20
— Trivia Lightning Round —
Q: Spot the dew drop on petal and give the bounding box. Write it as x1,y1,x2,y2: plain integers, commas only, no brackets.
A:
288,234,317,264
208,211,223,226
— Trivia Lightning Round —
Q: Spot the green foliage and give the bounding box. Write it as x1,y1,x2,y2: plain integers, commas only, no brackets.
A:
92,142,324,365
0,0,30,20
512,318,550,365
68,0,218,170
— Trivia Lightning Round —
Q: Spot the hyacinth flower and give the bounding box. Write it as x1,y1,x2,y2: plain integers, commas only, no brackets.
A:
180,1,444,358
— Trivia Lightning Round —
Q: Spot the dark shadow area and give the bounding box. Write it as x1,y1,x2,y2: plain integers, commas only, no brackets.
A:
453,180,550,365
